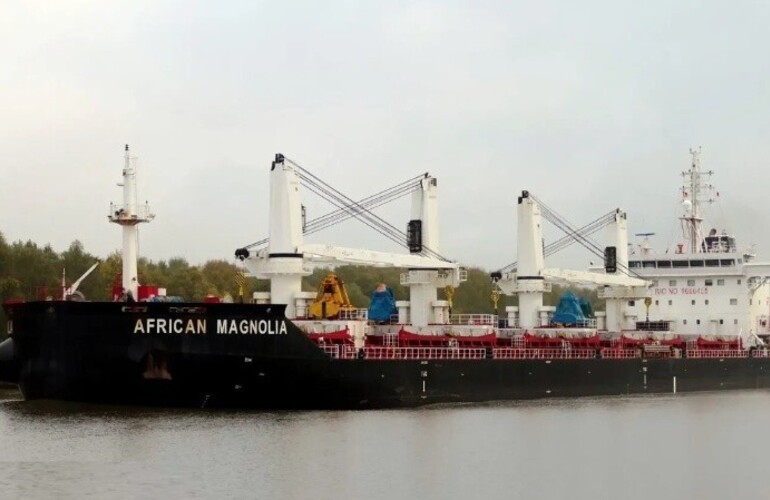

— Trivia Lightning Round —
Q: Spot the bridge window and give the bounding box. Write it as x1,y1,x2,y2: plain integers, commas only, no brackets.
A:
696,319,701,325
690,260,704,267
705,279,713,286
738,279,742,285
629,261,641,268
691,300,696,305
730,298,738,305
687,279,695,286
642,261,656,268
721,259,735,266
657,261,672,268
669,280,677,286
705,260,719,267
672,260,689,268
668,300,672,306
628,300,636,306
720,319,724,325
717,279,725,286
705,300,709,305
683,319,688,325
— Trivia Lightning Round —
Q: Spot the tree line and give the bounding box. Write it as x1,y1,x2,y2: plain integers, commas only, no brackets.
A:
0,232,601,337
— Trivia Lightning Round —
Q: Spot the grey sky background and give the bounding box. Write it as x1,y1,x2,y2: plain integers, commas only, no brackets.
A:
2,0,770,272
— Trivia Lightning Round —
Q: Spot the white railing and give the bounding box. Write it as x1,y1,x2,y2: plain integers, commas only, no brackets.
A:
492,348,597,360
382,334,399,347
324,344,761,361
686,349,748,359
550,318,597,328
319,345,341,358
600,348,641,359
338,308,368,320
449,314,498,325
356,347,487,360
108,202,154,222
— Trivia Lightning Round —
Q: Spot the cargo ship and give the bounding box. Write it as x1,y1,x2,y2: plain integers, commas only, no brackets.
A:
4,147,770,409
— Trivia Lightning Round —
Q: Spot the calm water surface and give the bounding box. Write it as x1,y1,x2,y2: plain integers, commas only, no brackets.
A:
0,386,769,499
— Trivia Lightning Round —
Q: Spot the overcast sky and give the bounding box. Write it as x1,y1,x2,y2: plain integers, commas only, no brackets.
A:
2,0,770,272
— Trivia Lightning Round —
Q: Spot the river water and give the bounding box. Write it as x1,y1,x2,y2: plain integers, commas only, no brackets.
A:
0,386,769,500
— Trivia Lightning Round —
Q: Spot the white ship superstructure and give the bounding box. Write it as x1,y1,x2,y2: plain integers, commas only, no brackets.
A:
625,149,770,340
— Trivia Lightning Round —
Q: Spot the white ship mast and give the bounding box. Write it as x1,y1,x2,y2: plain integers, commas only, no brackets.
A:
108,145,154,299
680,147,715,254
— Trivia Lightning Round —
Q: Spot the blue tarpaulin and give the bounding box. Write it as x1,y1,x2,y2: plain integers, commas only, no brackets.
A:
551,291,588,326
368,286,397,322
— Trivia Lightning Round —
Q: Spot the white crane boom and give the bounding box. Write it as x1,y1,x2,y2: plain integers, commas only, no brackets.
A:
65,262,100,297
301,243,458,270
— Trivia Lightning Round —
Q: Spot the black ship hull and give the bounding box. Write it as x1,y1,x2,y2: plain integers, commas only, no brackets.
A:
4,301,770,409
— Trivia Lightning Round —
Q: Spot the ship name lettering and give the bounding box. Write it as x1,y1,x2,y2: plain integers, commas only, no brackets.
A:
216,319,288,335
133,318,207,335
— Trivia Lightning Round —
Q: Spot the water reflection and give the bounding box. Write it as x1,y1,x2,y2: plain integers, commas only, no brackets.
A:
1,388,770,499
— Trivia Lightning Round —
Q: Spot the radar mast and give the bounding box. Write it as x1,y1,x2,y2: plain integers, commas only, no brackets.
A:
680,147,714,254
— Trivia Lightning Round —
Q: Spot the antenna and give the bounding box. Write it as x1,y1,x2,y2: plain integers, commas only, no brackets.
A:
634,233,655,256
679,147,714,254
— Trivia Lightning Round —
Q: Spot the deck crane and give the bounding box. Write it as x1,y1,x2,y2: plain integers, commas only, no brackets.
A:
493,191,648,332
64,261,100,300
236,154,466,328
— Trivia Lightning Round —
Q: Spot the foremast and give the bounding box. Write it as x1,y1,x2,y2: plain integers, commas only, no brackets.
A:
680,147,715,254
108,145,154,299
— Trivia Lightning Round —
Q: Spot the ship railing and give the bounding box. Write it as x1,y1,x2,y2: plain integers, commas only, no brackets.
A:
382,333,399,347
108,202,154,222
686,349,748,359
338,308,369,321
494,334,526,348
600,348,642,359
492,348,597,360
358,346,487,360
641,345,683,359
751,349,770,358
319,345,341,359
449,314,498,326
549,318,597,328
